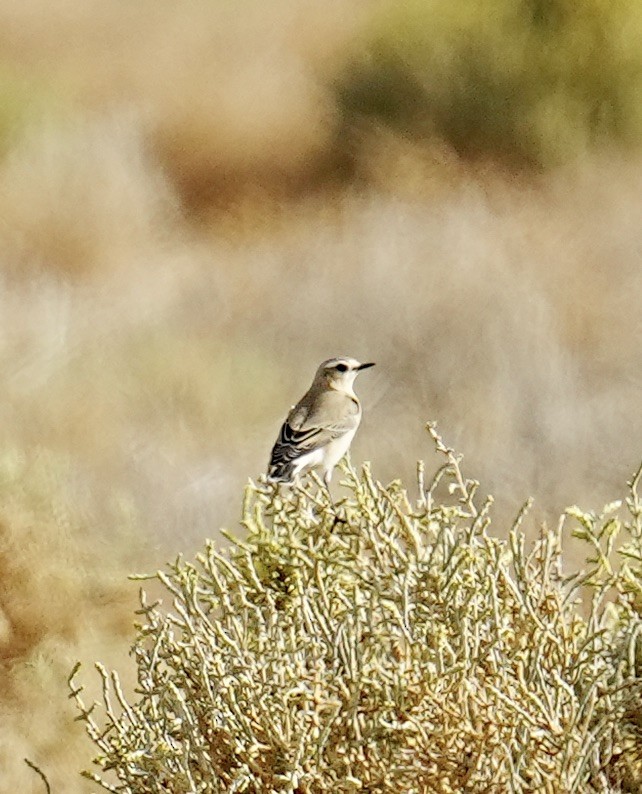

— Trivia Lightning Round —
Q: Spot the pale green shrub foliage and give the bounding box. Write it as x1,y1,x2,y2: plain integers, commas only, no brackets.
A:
70,426,642,792
339,0,642,167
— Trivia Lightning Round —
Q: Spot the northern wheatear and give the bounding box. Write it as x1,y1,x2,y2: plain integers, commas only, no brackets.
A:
267,357,375,488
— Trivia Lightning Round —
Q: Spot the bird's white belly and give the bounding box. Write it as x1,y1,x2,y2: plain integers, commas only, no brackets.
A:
292,427,358,480
291,446,326,477
322,428,357,472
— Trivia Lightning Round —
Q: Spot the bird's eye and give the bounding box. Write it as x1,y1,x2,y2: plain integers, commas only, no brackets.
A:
335,363,348,372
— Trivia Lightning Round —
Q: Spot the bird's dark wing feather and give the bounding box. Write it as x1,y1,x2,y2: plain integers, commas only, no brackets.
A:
267,394,360,482
268,406,328,479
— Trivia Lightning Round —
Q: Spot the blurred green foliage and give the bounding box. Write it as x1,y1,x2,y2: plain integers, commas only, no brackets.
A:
339,0,642,166
0,63,53,154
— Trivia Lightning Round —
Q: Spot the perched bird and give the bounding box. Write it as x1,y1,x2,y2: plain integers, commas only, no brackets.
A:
268,357,375,488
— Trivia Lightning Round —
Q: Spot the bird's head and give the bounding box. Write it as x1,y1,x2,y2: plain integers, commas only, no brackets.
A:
314,357,375,392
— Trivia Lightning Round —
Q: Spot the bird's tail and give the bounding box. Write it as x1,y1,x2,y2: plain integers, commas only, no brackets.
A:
266,461,295,484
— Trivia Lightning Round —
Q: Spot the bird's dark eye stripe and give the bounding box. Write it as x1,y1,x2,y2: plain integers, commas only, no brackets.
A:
336,363,348,372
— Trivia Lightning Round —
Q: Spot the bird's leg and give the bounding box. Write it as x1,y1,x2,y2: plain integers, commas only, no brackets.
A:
322,470,334,504
324,471,347,528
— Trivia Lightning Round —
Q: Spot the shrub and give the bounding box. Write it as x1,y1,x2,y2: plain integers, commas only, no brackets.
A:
70,426,642,792
338,0,642,167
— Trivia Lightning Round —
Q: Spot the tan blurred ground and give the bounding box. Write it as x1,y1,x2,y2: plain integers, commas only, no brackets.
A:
0,0,641,790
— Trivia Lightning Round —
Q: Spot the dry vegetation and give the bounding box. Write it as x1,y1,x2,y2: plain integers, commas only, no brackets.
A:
0,0,640,790
70,432,642,792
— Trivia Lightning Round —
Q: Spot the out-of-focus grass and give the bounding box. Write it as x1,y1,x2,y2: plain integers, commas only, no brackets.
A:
0,63,52,155
339,0,642,167
0,447,139,793
0,0,366,212
0,116,178,279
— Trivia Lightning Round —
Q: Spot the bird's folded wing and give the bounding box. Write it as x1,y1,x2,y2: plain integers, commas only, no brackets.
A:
270,401,358,467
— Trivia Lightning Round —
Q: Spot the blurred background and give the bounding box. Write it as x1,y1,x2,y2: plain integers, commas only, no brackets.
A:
1,0,641,789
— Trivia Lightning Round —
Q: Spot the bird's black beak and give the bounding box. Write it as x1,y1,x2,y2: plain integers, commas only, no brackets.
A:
357,362,375,370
